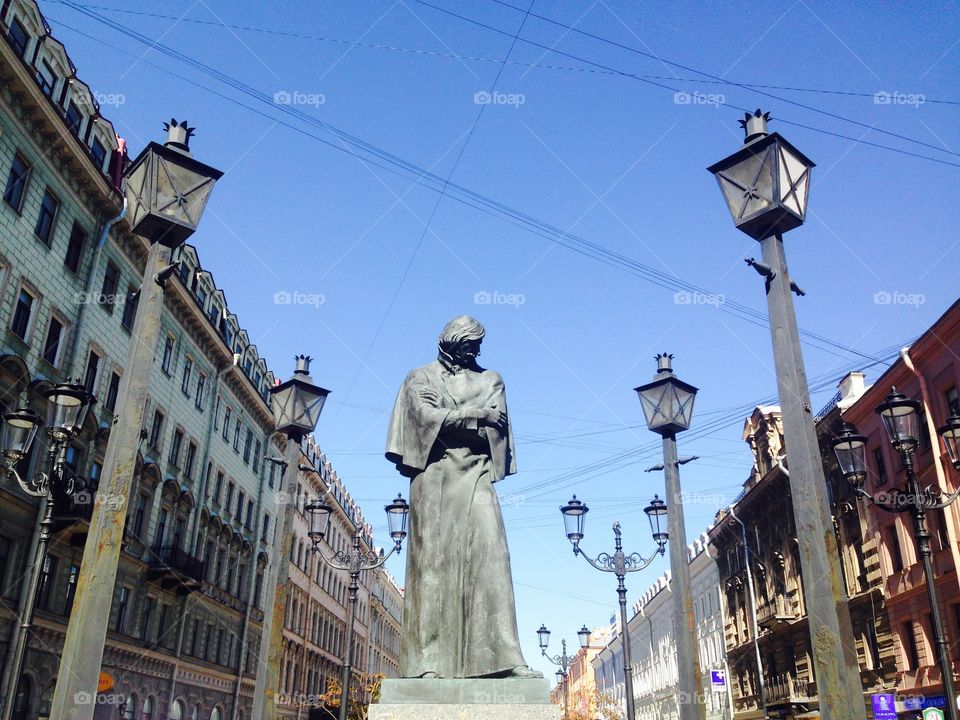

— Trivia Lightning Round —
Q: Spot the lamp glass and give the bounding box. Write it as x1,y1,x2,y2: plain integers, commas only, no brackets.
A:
43,383,93,434
537,624,550,650
1,409,42,459
556,670,565,685
560,496,588,544
305,499,333,543
635,377,697,436
271,377,330,437
939,415,960,467
830,423,869,486
644,495,669,545
876,391,922,450
385,494,409,542
578,625,591,649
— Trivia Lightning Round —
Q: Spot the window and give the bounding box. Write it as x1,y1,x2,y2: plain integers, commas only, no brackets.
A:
161,335,175,374
214,396,221,429
90,137,106,170
41,316,64,366
243,430,253,463
157,603,170,644
105,371,121,413
10,287,35,340
873,447,887,486
64,564,80,615
115,586,130,632
148,409,164,449
142,696,154,720
132,494,148,537
65,101,82,135
36,59,57,96
140,597,155,641
35,555,56,610
237,491,245,523
155,509,168,549
226,482,235,514
204,622,214,659
252,440,261,471
101,262,119,312
947,386,960,417
121,285,138,331
233,418,241,452
169,429,183,466
7,18,29,57
181,357,193,395
222,407,231,440
195,373,206,410
901,621,920,670
184,442,197,480
123,694,136,720
262,514,270,543
3,153,29,211
64,222,86,272
246,500,254,531
888,524,904,572
213,471,224,503
83,349,100,395
34,189,58,244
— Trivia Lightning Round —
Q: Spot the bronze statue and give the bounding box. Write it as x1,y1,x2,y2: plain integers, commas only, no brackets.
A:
385,316,538,679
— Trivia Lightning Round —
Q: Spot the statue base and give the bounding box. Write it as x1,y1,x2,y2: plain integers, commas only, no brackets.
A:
370,678,561,719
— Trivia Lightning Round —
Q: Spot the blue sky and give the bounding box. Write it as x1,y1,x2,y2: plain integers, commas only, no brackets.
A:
41,0,960,677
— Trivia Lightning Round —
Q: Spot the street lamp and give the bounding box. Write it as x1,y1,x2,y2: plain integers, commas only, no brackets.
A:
559,495,667,720
308,494,409,720
255,356,331,720
51,120,222,720
1,382,95,720
832,391,960,720
537,624,589,718
634,353,703,720
708,109,865,720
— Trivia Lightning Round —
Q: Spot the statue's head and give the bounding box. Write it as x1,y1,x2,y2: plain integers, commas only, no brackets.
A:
438,315,485,368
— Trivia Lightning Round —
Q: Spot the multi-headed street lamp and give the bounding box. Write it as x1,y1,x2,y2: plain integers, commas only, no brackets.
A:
307,494,409,720
635,353,704,720
832,390,960,720
559,495,667,720
708,109,865,720
0,382,95,720
536,624,590,717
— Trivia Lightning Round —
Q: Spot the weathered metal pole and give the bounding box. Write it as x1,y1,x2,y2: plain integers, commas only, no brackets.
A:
338,532,362,720
758,232,864,719
252,434,301,720
661,434,705,720
48,241,170,720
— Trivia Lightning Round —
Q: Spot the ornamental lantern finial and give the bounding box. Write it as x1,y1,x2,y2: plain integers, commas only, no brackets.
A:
738,109,772,144
162,118,196,155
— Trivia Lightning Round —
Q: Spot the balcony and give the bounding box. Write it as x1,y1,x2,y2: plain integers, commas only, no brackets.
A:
757,596,796,629
766,673,812,703
147,545,204,594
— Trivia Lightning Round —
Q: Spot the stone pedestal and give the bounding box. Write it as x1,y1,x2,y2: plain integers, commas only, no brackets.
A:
369,678,562,720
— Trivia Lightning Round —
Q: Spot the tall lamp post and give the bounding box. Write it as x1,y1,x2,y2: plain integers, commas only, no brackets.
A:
49,120,222,720
306,494,409,720
0,383,95,720
635,353,704,720
537,623,590,717
832,393,960,720
254,355,331,720
708,109,865,720
559,495,668,720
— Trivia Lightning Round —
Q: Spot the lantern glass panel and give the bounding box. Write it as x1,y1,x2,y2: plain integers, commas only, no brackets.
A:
578,625,591,649
877,396,921,448
271,380,329,436
560,497,588,543
556,670,564,685
385,494,409,542
537,624,550,650
938,416,960,467
778,145,810,216
716,147,775,223
1,410,41,458
832,434,867,479
637,380,697,434
306,500,332,542
644,496,669,541
43,384,92,434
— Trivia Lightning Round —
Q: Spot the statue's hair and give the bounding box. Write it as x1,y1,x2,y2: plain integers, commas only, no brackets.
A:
438,315,485,353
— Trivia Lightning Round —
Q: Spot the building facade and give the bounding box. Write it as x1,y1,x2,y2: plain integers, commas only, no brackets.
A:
839,299,960,719
709,381,898,720
0,1,402,717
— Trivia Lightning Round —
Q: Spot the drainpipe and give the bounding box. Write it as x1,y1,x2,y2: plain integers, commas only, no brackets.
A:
728,505,767,718
62,199,127,375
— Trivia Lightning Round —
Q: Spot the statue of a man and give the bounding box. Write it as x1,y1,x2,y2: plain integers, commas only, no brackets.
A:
385,316,538,679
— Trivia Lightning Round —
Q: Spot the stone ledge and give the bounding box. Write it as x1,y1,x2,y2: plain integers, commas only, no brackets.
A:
370,704,561,720
379,678,552,705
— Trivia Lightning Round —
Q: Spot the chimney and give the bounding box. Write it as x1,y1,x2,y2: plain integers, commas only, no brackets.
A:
838,371,868,408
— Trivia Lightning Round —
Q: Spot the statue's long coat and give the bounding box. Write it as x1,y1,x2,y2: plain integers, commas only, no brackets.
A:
385,358,526,678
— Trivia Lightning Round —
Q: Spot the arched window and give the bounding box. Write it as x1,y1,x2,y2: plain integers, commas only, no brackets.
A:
169,700,184,720
191,705,200,720
11,675,31,720
210,708,222,720
123,693,137,720
143,696,154,720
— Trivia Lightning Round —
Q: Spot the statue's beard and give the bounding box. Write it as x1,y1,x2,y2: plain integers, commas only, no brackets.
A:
441,345,480,369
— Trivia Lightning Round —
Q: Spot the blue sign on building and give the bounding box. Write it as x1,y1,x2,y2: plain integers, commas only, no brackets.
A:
710,670,726,690
871,693,896,720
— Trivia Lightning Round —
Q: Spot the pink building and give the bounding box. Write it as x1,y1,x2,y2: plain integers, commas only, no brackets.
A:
840,299,960,717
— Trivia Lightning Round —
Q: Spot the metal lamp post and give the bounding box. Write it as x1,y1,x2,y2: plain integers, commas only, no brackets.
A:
255,355,331,720
307,494,409,720
559,495,668,720
634,354,704,720
537,624,590,718
50,120,222,720
0,383,95,720
832,392,960,720
708,109,865,720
